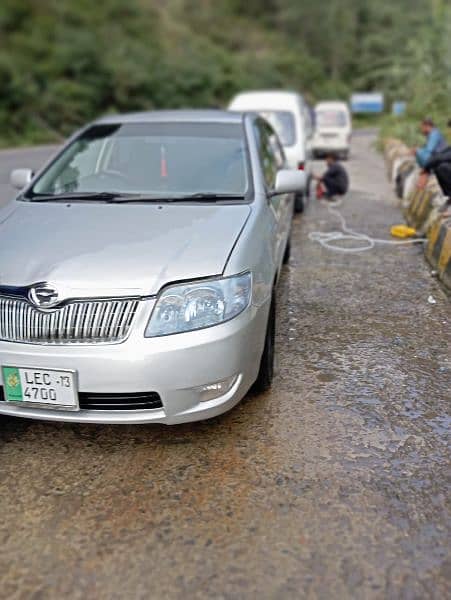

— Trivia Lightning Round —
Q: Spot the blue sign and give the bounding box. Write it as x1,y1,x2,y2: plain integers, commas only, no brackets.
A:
351,93,384,114
392,102,407,116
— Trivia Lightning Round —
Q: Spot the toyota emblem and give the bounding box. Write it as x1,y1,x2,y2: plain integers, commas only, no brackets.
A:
29,283,60,308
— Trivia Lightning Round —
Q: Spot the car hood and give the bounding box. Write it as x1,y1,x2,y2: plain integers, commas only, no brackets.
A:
0,201,251,298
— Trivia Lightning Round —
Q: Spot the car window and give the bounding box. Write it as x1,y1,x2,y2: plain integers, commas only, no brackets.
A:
70,138,105,176
267,126,286,170
258,111,296,147
255,119,282,189
316,110,348,128
29,122,250,198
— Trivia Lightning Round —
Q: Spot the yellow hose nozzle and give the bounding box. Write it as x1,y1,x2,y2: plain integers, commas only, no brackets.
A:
390,224,417,238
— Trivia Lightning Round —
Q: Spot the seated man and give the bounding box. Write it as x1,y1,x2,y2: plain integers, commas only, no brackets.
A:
417,118,451,199
314,153,349,200
411,118,447,168
419,145,451,199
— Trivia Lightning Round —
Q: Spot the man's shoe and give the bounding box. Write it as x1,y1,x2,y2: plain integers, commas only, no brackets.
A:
327,196,343,207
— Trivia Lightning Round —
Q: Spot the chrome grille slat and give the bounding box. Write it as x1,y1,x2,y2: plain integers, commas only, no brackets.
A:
0,297,139,344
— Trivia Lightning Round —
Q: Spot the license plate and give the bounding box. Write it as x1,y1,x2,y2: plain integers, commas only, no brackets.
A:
2,366,78,410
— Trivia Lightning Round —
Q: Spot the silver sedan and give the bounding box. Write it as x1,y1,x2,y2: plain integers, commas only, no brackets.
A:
0,110,305,424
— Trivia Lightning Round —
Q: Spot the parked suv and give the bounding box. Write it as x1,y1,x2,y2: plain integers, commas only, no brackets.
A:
0,111,305,424
228,90,313,212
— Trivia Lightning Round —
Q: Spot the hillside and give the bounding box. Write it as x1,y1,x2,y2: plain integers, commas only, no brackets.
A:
0,0,449,145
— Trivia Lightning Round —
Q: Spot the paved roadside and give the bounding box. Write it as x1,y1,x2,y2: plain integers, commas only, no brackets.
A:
0,132,450,599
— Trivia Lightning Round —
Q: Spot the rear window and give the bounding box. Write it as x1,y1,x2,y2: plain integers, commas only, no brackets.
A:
316,110,348,128
258,111,296,147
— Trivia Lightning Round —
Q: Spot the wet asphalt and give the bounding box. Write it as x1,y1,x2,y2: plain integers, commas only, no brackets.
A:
0,132,450,599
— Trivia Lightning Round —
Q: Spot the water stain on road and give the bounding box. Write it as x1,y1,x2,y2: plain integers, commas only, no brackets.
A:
0,132,450,599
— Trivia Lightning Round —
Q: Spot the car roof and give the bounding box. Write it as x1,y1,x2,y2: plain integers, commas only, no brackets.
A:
315,101,349,110
229,90,305,110
95,109,245,125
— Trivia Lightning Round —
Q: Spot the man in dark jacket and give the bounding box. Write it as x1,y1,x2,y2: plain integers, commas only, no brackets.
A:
314,153,349,200
421,146,451,197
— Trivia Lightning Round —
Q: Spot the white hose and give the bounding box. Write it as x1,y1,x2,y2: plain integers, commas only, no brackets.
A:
308,200,427,253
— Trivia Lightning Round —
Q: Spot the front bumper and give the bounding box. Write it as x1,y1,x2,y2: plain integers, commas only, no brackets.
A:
312,139,349,154
0,302,268,424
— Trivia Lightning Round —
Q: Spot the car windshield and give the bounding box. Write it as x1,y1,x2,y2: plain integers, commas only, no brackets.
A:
28,122,249,198
316,110,348,128
258,111,296,147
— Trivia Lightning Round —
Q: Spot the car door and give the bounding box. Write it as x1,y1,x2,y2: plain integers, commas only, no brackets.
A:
255,118,292,273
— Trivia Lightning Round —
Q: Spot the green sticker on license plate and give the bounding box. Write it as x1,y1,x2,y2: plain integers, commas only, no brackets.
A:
2,367,24,402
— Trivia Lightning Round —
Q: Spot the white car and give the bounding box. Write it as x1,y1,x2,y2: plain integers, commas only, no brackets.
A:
0,110,305,425
228,90,314,212
312,101,352,160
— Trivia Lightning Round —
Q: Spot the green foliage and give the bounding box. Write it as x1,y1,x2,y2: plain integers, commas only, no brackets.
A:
0,0,449,146
377,0,451,146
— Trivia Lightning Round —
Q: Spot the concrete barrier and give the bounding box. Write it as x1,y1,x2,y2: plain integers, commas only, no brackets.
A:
384,137,450,291
403,168,420,206
395,159,416,199
404,186,445,233
426,214,451,290
384,139,411,182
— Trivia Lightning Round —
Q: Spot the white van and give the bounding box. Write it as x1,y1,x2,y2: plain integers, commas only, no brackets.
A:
228,90,313,212
312,101,352,160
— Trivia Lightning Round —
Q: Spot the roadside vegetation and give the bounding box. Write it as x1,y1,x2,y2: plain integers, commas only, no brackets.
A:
0,0,449,147
378,0,451,146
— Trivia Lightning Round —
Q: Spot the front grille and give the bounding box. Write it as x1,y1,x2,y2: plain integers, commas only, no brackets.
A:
0,387,163,411
0,296,139,344
79,392,163,411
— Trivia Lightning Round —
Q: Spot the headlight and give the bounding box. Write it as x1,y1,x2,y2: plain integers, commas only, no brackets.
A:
145,272,252,337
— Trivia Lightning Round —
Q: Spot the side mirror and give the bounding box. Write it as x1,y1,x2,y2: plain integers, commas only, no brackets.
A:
10,168,34,190
272,169,306,195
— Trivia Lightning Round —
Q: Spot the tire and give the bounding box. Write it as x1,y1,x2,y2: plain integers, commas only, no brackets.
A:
305,175,313,200
341,150,350,161
283,238,291,264
294,193,304,213
253,294,276,393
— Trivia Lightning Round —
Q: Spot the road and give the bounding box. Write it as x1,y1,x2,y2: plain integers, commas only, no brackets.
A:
0,132,450,599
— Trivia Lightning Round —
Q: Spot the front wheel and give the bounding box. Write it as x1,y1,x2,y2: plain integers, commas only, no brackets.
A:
252,295,276,393
305,175,314,200
294,194,304,213
283,238,291,264
341,150,350,161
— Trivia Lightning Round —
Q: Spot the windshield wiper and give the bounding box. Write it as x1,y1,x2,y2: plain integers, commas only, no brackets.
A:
26,191,140,202
183,192,246,200
107,192,246,203
26,191,247,204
